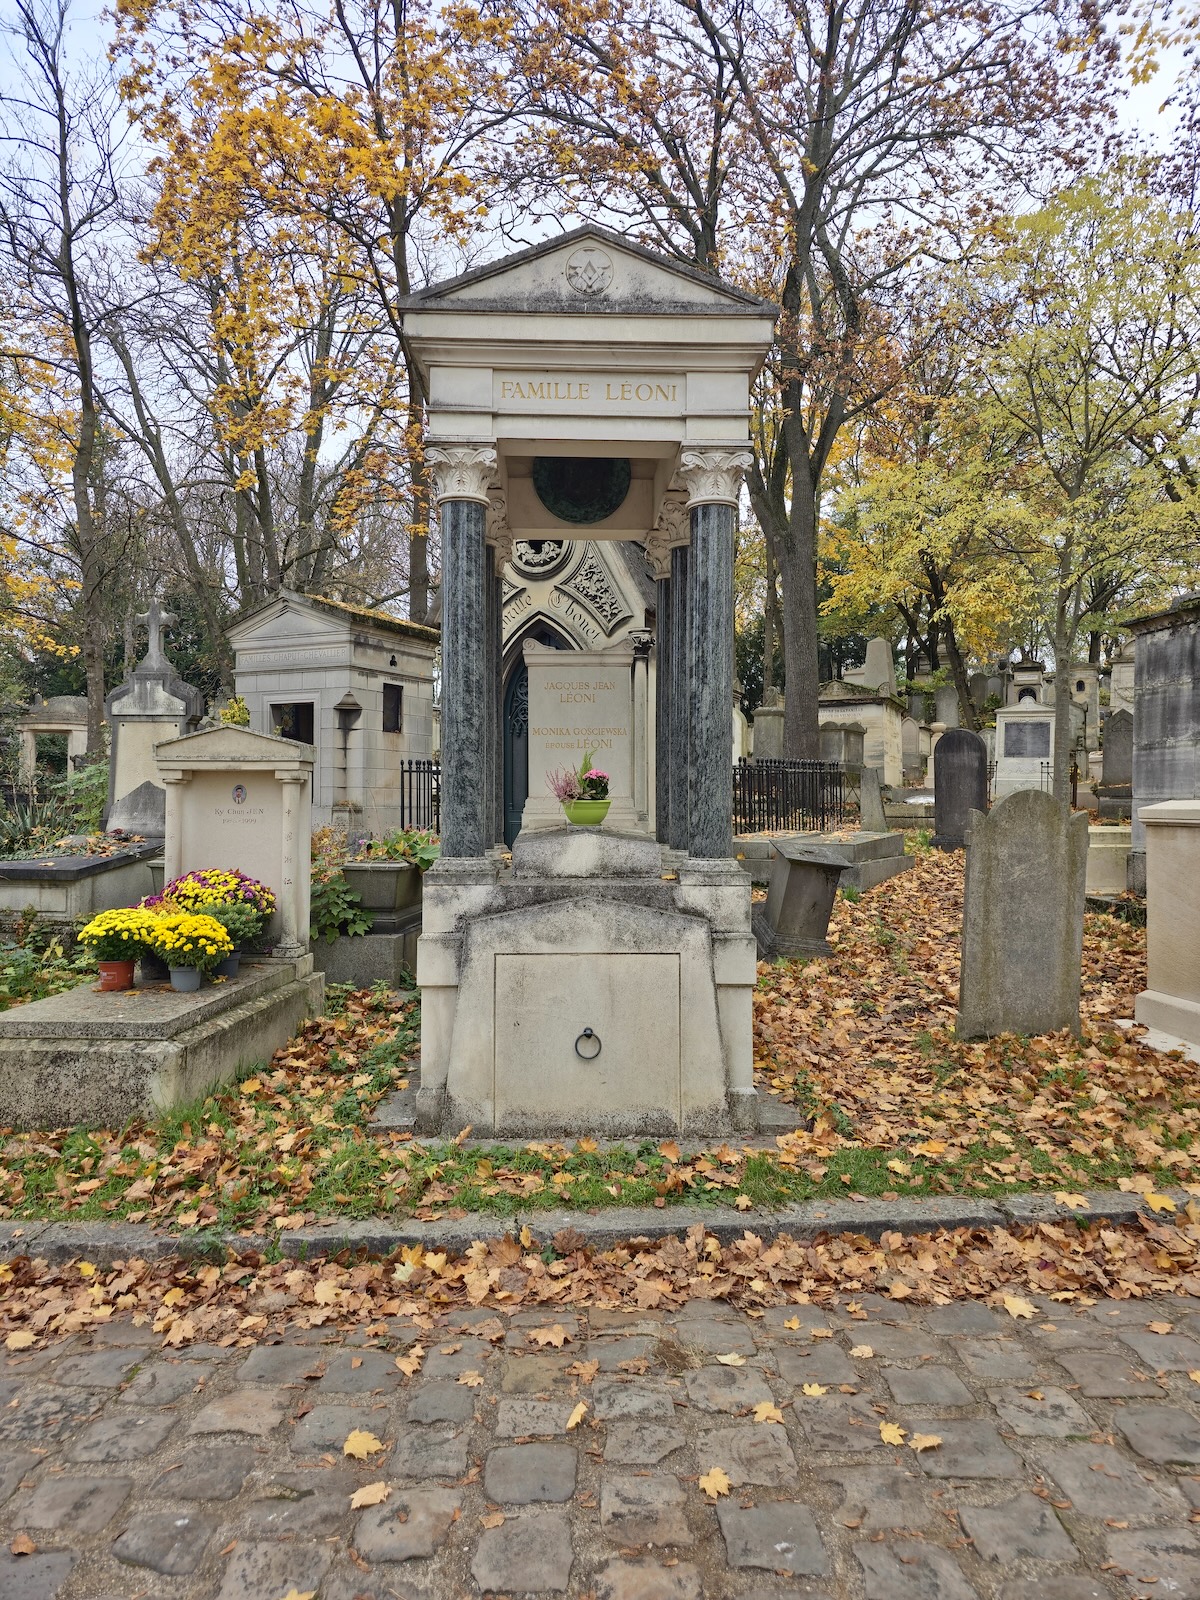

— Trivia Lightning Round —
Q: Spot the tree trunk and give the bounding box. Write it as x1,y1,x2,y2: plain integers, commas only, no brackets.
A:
1052,595,1074,804
778,460,821,759
762,536,777,697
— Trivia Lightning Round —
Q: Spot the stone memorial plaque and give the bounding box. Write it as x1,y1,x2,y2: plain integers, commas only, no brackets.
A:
522,643,636,829
1003,719,1050,758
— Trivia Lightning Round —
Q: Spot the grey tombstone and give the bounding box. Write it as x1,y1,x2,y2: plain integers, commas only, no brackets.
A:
932,729,988,851
859,766,888,834
968,672,990,711
1102,709,1133,787
957,791,1089,1040
752,842,847,959
934,683,960,728
862,637,897,697
753,688,785,761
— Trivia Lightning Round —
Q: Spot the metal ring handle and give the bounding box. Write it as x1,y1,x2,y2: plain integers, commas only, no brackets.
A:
574,1027,602,1061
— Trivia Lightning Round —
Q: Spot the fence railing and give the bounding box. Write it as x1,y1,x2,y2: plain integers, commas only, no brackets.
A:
399,758,440,832
733,758,847,835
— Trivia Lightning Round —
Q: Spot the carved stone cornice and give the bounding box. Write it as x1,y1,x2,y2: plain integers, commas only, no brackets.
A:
426,445,498,507
678,449,753,508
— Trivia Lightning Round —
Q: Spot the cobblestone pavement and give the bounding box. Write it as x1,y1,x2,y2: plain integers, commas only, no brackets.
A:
3,1292,1200,1599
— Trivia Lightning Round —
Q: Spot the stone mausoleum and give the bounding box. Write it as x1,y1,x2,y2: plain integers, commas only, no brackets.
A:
406,227,776,1138
227,589,439,835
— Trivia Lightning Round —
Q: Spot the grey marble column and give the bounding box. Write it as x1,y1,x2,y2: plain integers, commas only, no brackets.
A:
668,545,690,852
687,502,735,858
655,576,671,844
491,556,504,847
440,498,489,857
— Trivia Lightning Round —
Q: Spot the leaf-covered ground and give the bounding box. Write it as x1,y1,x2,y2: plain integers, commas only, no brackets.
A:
0,846,1192,1235
5,1214,1200,1351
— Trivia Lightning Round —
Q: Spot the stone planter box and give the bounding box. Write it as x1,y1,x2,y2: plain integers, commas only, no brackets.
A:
342,862,422,919
0,843,160,931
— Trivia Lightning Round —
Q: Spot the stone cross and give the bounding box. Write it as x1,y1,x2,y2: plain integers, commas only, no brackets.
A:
134,598,178,672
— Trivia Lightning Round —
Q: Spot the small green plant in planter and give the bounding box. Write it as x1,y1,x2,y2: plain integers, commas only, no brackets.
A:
349,829,440,870
205,899,265,976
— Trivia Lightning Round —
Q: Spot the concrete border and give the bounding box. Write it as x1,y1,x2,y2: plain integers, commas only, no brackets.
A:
0,1187,1170,1267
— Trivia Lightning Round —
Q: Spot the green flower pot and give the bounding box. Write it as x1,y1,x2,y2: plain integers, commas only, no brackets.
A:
562,799,611,827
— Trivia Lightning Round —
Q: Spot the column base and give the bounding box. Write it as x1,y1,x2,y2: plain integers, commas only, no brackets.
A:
1135,988,1200,1048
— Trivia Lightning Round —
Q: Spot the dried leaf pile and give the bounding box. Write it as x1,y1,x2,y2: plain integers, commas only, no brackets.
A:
3,1214,1200,1350
757,848,1192,1194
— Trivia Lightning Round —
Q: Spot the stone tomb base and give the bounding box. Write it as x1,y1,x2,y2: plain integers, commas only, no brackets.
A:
313,919,420,989
416,829,757,1138
0,956,324,1128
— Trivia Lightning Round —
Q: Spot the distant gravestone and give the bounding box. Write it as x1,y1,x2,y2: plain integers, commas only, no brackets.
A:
105,599,203,837
859,766,888,833
862,638,897,697
956,791,1089,1040
934,684,960,728
932,729,988,851
1102,709,1133,787
753,687,785,761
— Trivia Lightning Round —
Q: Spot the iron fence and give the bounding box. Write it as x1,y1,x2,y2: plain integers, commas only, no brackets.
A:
399,758,440,832
733,757,847,835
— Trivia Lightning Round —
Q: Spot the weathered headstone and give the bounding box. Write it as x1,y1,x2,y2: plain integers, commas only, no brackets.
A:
957,791,1089,1040
156,726,314,956
105,599,203,837
753,842,847,959
934,684,960,728
820,720,864,777
859,766,887,833
753,688,785,761
522,640,638,831
862,637,897,697
932,729,988,851
1102,710,1133,787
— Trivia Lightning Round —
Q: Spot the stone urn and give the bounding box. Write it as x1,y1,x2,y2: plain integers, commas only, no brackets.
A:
340,861,422,915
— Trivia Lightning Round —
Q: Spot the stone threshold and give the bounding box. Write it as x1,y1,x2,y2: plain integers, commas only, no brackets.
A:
0,1186,1183,1267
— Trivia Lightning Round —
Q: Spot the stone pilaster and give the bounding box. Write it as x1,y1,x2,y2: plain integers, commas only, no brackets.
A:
431,446,496,857
655,574,671,844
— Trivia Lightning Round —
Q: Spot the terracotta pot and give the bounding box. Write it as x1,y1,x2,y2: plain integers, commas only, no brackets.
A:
97,960,135,992
169,965,203,993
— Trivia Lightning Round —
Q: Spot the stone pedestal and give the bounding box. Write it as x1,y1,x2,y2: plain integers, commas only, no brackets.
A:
415,829,757,1137
1086,825,1132,896
752,842,846,958
1135,802,1200,1045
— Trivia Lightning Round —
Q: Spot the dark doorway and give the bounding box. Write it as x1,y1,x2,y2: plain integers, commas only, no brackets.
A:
270,702,315,744
503,623,572,846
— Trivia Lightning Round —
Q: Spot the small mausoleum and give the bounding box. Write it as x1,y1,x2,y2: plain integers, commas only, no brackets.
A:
405,225,776,1139
227,589,439,835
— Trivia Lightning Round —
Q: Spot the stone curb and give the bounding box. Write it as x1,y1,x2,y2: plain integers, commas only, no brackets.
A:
0,1187,1173,1267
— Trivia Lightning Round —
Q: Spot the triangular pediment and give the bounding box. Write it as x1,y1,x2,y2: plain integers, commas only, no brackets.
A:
155,726,314,763
226,590,348,646
402,227,774,317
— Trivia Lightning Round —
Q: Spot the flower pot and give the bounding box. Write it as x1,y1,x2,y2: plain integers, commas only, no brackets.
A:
562,798,611,827
96,960,135,992
169,965,203,993
215,952,241,979
139,953,170,982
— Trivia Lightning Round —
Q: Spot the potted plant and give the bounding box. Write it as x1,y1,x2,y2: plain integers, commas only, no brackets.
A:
147,912,233,992
204,899,264,977
77,907,162,992
343,828,439,914
549,751,611,826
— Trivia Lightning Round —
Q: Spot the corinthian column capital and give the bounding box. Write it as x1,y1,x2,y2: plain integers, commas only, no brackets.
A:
678,449,753,509
426,445,498,507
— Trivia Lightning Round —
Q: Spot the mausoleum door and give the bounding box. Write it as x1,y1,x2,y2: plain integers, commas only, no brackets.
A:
503,623,571,847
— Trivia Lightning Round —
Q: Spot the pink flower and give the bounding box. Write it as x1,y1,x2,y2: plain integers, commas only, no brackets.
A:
585,769,608,781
